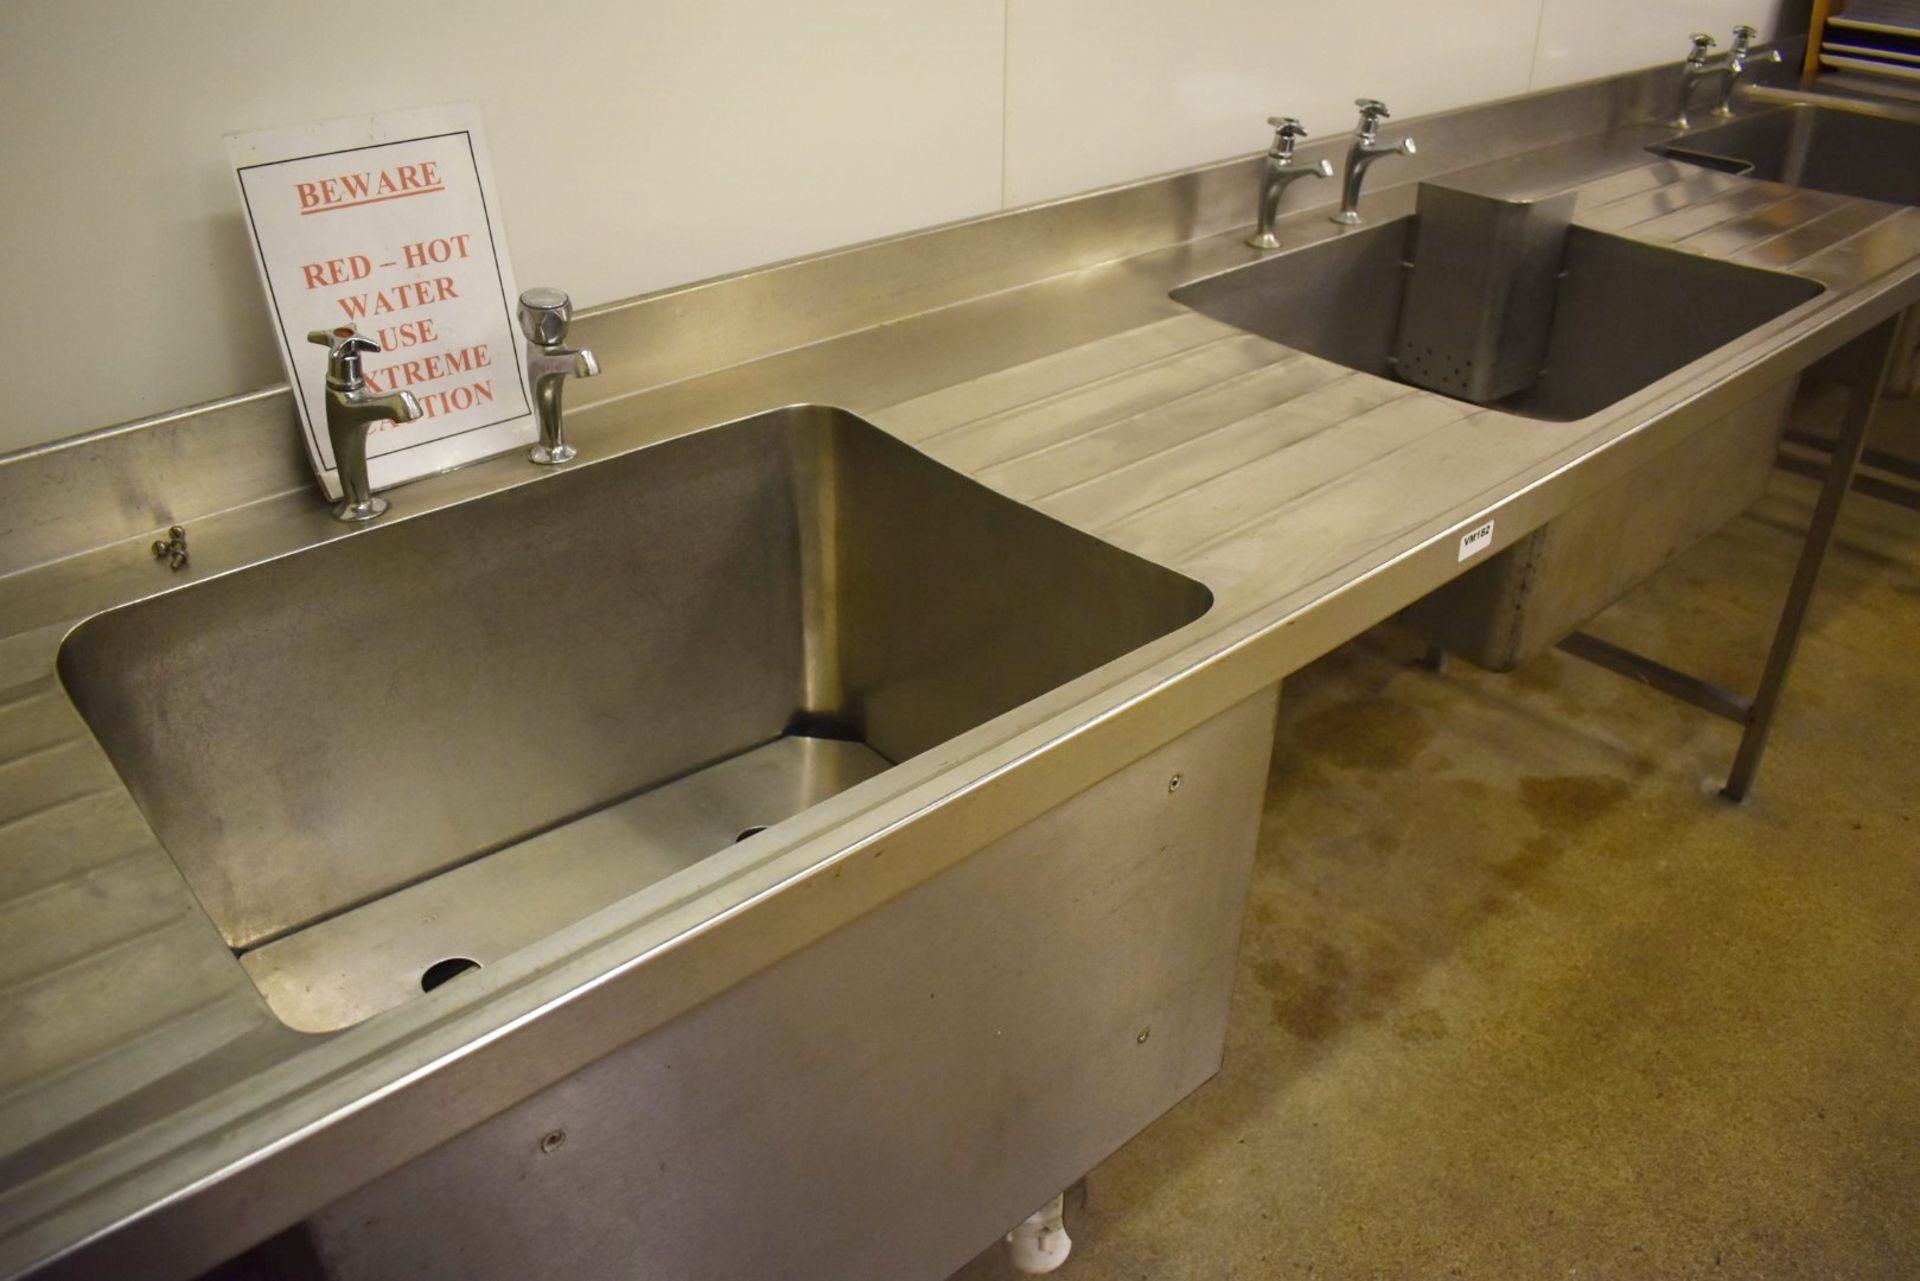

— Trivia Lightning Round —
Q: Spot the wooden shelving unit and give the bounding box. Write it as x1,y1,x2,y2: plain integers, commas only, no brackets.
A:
1805,0,1920,89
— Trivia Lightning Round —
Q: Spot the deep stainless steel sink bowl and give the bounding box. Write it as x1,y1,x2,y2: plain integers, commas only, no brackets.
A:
1171,216,1823,421
1652,104,1920,206
58,406,1210,1030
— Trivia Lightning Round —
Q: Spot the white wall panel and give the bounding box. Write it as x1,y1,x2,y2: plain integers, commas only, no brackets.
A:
1531,0,1785,89
0,1,1006,452
1,1,1770,455
1002,0,1541,207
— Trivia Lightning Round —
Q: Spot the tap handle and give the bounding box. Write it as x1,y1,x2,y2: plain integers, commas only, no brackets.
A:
1686,32,1718,62
306,324,380,386
518,287,574,347
307,325,379,358
1730,23,1757,50
1353,99,1391,139
1265,116,1307,158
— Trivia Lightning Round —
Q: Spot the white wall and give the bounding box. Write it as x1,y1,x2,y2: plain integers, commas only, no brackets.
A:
0,0,1781,454
1532,0,1786,89
1004,0,1545,206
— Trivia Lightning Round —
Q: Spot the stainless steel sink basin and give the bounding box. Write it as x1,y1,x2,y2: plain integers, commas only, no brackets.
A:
1171,215,1823,421
1651,104,1920,205
58,406,1210,1031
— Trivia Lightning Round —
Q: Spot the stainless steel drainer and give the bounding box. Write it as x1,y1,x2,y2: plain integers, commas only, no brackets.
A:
1393,184,1577,404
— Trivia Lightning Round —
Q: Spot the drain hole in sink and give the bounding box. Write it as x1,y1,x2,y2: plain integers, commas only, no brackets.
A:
736,825,769,842
420,956,481,992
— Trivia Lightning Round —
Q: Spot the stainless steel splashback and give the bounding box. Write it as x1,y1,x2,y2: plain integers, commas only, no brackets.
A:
0,66,1679,582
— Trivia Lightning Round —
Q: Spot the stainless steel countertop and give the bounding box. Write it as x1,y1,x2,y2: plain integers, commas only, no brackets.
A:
3,68,1918,1279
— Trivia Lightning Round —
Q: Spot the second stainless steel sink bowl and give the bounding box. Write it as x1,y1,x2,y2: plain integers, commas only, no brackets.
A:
1173,214,1822,422
58,406,1211,1031
1652,103,1920,206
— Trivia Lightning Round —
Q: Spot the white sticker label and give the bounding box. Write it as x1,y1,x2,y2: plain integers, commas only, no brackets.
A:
1458,519,1496,562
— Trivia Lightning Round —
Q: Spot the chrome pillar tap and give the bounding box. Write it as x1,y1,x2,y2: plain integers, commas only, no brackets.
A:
306,325,422,522
1718,24,1782,117
1670,32,1723,127
1247,117,1333,250
1331,99,1416,227
518,288,600,466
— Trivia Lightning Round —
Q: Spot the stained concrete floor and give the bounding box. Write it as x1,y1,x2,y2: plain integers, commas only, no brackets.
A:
955,404,1920,1278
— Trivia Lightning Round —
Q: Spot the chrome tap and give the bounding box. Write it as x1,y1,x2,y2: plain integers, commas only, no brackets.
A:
1247,117,1333,250
1331,99,1416,227
518,288,600,466
306,325,422,522
1670,32,1723,127
1718,25,1782,117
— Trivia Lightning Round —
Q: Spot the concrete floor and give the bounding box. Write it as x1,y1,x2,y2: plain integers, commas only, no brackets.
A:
955,400,1920,1278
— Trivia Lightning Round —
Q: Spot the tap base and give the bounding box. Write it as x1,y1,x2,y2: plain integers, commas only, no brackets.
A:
1329,210,1364,227
332,496,389,523
1245,231,1282,250
530,442,578,466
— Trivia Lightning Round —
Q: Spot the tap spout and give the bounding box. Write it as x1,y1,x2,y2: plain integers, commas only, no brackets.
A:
307,326,423,523
1331,100,1416,227
326,389,422,523
1717,25,1782,117
1247,116,1333,250
518,289,601,466
1671,31,1724,128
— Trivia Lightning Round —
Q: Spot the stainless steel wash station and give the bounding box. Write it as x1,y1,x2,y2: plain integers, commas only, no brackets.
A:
3,52,1920,1281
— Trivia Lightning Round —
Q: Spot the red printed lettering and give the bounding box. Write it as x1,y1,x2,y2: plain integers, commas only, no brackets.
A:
296,160,446,215
298,255,372,291
400,234,473,268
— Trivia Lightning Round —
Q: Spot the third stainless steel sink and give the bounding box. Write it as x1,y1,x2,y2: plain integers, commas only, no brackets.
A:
1651,103,1920,206
58,406,1210,1031
1171,213,1823,421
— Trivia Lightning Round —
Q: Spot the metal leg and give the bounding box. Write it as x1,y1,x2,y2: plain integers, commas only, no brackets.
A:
1778,439,1920,513
1783,431,1920,487
1553,319,1900,802
1419,643,1448,674
1556,631,1751,724
1722,317,1900,801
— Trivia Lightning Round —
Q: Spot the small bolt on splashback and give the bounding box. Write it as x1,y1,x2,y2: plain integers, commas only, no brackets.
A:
151,525,189,571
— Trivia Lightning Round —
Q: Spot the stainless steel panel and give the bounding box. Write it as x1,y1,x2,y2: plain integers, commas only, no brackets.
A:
0,390,311,581
1406,376,1800,669
1654,104,1920,206
306,687,1278,1281
241,736,894,1033
58,404,1209,993
1170,210,1823,422
1393,186,1575,403
1526,232,1821,421
57,414,806,952
5,62,1920,1281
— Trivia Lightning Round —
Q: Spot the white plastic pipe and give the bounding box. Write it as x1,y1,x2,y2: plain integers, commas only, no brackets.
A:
1005,1192,1072,1274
